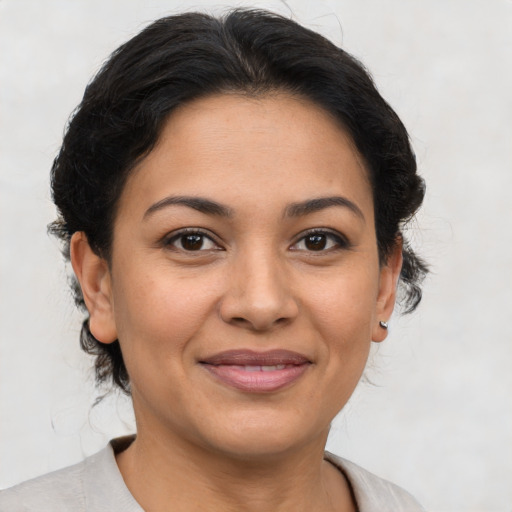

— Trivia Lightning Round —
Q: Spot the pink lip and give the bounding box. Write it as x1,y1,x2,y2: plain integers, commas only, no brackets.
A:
199,350,311,393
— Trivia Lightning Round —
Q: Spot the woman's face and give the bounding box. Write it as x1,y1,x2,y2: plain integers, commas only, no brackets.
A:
79,93,400,458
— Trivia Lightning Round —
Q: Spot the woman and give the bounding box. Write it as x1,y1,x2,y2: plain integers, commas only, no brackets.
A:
0,8,427,511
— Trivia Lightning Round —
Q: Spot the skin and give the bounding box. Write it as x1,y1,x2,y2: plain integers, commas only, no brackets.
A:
71,93,402,512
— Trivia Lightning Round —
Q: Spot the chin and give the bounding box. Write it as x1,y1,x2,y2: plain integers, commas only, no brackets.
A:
195,408,331,461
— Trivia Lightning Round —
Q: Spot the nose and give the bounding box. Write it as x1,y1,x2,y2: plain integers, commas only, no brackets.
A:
219,250,299,332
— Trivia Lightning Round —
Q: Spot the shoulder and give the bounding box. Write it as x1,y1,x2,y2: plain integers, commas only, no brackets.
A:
0,457,87,512
325,452,426,512
0,437,140,512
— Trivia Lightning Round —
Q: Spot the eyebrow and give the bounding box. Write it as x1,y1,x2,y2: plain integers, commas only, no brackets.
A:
143,194,364,222
284,196,365,221
144,196,233,219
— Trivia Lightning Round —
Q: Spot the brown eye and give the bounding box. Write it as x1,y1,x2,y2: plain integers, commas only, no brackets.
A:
304,234,327,251
181,234,204,250
291,230,348,252
166,231,219,251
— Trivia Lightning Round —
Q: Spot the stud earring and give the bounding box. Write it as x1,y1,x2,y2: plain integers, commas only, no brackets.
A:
379,320,388,330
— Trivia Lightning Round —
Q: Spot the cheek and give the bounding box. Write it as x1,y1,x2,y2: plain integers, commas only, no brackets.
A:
306,263,379,337
111,262,222,374
303,265,379,386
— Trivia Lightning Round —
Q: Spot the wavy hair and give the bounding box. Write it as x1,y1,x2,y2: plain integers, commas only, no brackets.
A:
49,9,427,393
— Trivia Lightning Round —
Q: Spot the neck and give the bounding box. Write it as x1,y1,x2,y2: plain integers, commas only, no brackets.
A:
116,427,355,512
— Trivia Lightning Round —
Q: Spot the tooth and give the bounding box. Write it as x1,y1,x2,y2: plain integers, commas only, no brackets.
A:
242,364,288,372
244,365,261,372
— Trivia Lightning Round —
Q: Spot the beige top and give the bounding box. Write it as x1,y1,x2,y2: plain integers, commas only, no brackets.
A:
0,437,424,511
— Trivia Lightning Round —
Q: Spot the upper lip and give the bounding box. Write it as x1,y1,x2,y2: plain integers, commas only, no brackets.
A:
199,349,311,366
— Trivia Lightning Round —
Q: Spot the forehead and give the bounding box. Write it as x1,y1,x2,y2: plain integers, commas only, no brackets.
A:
119,93,373,219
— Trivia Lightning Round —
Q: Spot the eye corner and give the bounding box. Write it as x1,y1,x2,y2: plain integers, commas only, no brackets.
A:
290,228,351,253
162,228,224,253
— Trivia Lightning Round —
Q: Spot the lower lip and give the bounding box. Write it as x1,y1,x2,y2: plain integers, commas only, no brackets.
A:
201,364,310,393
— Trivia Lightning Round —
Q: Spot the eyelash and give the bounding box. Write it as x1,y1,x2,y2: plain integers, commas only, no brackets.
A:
163,228,222,252
163,228,350,253
290,229,350,253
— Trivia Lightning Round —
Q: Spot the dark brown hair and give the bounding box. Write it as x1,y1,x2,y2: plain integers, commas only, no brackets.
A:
50,9,427,393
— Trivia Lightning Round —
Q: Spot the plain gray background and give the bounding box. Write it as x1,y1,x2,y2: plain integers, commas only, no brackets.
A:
1,1,511,510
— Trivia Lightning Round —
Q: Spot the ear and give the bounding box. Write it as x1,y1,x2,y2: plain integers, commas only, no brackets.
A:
372,238,403,342
70,232,117,344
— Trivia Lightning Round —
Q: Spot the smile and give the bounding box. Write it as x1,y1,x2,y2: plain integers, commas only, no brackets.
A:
199,349,312,393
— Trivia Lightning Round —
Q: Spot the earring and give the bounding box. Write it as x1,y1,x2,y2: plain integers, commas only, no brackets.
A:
379,320,388,330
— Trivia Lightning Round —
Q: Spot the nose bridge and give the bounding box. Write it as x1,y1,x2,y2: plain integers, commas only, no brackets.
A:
243,246,283,302
220,243,298,330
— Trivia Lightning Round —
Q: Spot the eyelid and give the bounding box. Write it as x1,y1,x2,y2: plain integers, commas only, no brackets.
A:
290,228,351,251
162,227,224,251
160,227,350,252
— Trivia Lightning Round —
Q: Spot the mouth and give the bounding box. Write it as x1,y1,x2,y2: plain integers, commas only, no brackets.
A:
199,349,312,393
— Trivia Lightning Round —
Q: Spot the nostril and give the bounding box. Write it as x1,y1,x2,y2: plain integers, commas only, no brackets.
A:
231,317,254,327
229,315,290,331
219,288,299,331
